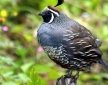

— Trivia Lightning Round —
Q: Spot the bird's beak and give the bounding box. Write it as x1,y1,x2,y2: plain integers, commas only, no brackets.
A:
38,12,42,16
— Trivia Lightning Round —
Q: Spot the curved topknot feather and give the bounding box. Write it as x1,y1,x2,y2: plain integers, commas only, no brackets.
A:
55,0,64,7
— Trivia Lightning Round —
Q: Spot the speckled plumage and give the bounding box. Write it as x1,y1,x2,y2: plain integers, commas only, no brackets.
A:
37,11,104,71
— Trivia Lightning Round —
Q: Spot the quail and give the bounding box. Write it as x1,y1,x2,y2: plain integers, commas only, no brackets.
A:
37,0,108,76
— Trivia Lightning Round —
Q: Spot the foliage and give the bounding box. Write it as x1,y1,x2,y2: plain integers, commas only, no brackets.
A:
0,0,108,85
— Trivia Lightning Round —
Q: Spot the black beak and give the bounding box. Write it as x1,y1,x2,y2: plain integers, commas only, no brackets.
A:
38,12,42,16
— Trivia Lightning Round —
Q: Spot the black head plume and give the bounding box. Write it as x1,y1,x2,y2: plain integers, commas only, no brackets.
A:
55,0,64,7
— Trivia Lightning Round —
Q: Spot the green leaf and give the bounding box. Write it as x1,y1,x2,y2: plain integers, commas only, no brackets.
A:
34,64,51,74
103,3,108,16
16,46,28,58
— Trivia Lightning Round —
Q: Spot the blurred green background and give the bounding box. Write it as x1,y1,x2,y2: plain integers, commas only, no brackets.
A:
0,0,108,85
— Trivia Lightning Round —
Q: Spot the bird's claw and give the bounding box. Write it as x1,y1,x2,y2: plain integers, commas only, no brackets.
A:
56,75,77,85
56,70,79,85
66,70,79,80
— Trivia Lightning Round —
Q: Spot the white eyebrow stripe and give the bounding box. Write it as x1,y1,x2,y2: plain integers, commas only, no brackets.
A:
47,8,59,16
48,13,54,23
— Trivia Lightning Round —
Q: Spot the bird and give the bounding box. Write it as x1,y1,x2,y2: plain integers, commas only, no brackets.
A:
37,0,108,77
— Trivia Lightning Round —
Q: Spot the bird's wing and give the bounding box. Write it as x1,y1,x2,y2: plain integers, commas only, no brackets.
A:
62,23,102,62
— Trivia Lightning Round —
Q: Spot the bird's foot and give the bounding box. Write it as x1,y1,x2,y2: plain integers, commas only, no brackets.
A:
72,71,79,80
56,71,79,85
66,69,79,80
56,76,76,85
66,69,72,77
56,75,77,85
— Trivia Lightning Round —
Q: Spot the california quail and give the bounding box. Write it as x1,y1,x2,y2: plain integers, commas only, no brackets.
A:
37,0,108,75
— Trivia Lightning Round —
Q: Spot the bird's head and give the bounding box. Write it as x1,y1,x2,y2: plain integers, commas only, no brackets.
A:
39,6,60,23
39,0,64,23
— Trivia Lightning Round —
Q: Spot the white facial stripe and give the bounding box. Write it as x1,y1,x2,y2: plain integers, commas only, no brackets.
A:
47,8,59,16
48,13,54,23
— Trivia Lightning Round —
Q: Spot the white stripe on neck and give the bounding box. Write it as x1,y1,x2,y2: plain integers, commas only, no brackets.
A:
48,13,54,23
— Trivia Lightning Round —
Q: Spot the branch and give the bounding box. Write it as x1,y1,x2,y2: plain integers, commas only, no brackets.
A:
56,75,78,85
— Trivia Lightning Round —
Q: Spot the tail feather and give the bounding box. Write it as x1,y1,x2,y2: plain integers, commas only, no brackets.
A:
99,59,108,70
